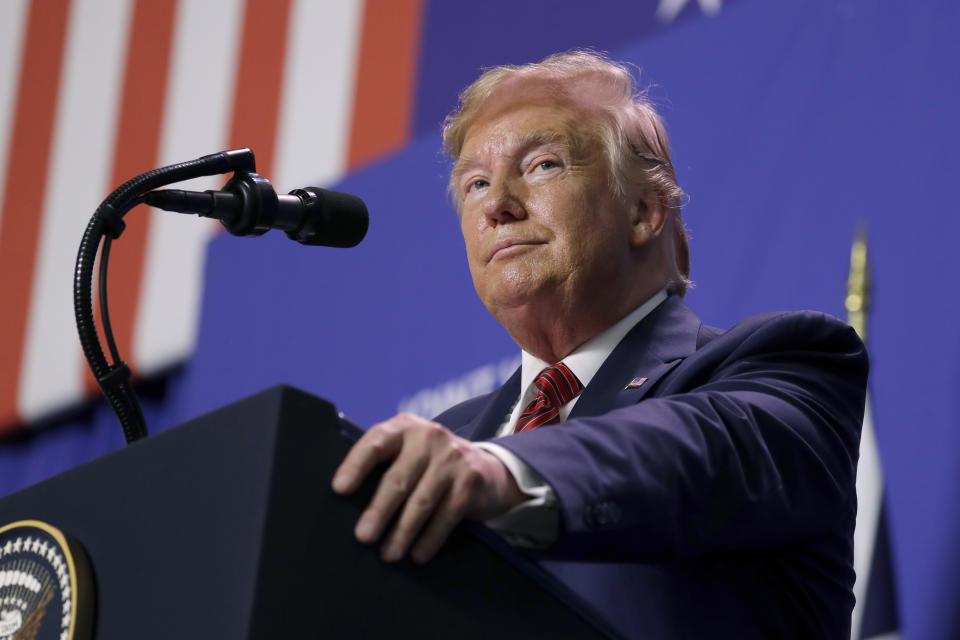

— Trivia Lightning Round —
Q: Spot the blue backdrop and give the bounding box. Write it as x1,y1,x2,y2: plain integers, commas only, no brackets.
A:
2,1,958,637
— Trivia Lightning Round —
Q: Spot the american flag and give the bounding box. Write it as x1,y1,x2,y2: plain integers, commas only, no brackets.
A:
0,0,422,432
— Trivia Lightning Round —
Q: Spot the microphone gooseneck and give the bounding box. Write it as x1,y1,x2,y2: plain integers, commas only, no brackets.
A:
76,148,368,445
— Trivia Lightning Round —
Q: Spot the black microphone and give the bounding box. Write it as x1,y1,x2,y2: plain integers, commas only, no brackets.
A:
145,171,368,248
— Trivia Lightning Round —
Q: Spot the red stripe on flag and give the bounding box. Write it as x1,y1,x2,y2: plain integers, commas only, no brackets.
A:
347,0,424,169
228,0,292,177
0,0,72,431
83,0,178,396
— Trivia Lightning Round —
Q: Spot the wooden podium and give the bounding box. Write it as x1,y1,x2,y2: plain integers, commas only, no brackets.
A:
0,385,620,639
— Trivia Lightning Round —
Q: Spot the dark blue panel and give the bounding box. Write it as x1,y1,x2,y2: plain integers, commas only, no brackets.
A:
413,0,742,136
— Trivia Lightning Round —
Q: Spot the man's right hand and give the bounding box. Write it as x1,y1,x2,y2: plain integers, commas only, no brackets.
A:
331,412,526,564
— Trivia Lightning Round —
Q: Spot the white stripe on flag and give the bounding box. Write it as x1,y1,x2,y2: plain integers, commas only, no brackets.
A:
18,0,134,422
132,0,246,375
272,0,364,191
0,0,29,236
851,396,883,639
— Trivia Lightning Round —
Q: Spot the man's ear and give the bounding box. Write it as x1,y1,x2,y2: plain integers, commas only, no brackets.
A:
629,190,670,249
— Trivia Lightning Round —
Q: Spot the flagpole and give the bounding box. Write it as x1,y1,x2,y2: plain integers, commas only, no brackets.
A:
846,226,900,639
847,224,876,639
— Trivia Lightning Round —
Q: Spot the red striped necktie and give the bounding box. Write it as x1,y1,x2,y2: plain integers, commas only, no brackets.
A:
514,363,584,433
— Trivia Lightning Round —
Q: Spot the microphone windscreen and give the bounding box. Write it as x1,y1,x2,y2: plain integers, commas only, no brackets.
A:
288,187,369,248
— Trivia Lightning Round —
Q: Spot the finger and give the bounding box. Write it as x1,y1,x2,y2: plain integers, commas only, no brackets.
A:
407,474,478,564
332,424,402,495
380,467,452,562
354,446,430,545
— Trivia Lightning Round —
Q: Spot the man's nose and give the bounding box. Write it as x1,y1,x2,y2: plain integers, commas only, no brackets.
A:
481,178,526,226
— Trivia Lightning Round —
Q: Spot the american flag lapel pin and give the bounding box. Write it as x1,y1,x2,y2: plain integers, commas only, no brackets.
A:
624,376,648,390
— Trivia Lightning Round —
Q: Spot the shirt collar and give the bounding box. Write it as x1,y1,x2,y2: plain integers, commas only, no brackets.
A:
518,289,669,402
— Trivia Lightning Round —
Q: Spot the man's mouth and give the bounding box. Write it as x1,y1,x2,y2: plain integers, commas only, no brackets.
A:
487,237,545,262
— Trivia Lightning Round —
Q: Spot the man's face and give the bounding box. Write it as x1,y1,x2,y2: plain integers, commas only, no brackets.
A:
455,100,639,320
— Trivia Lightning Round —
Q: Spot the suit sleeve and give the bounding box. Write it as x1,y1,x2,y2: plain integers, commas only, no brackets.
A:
491,311,868,562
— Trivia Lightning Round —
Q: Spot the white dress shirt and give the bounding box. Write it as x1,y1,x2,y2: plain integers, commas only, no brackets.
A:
476,289,668,546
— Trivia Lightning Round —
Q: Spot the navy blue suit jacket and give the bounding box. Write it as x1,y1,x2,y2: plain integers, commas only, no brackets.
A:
435,296,867,639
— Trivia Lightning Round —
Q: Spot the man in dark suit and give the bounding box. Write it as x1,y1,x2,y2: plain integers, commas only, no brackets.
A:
332,51,867,638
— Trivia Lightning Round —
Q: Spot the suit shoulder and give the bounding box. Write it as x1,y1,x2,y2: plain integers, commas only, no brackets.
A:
699,309,868,372
735,309,862,344
703,309,859,342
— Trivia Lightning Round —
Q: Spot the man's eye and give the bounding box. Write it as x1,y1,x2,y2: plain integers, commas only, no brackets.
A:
468,179,489,192
538,160,558,170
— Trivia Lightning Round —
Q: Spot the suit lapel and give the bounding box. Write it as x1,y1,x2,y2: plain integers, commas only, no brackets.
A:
461,297,701,437
570,295,702,418
456,366,521,441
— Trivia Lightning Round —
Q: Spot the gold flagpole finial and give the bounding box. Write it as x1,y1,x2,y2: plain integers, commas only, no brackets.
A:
845,224,871,342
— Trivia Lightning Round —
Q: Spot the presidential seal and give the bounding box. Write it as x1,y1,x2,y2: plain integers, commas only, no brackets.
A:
0,521,93,640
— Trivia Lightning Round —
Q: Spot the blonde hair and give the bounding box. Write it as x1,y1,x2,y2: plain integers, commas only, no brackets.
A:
442,50,691,294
